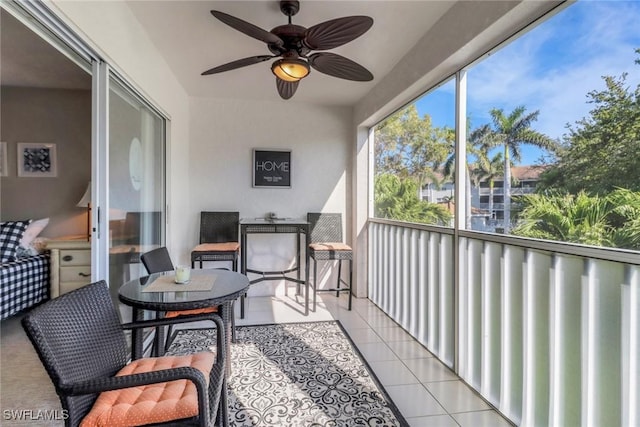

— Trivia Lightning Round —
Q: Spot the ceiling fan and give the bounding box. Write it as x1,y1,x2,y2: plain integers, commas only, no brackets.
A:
201,0,374,100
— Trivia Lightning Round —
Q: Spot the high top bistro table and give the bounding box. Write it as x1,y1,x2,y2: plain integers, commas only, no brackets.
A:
239,218,310,315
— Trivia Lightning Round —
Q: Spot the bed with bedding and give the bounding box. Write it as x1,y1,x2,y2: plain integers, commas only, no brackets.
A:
0,219,50,320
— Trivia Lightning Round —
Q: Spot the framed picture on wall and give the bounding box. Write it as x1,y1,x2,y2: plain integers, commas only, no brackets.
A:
0,142,7,177
253,149,291,188
17,142,57,177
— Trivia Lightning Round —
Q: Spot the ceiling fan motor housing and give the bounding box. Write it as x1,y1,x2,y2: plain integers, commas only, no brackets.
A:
280,1,300,17
268,24,309,56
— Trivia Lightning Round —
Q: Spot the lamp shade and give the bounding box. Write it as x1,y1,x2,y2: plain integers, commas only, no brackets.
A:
76,182,91,207
271,58,310,82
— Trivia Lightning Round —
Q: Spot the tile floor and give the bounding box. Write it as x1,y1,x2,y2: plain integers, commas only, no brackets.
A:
232,291,514,427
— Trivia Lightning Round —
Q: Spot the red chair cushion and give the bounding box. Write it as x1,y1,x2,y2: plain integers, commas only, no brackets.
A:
309,242,352,251
80,352,215,427
192,242,239,252
165,306,218,318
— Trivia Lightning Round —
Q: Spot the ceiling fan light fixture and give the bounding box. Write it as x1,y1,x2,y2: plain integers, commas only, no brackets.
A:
271,58,310,82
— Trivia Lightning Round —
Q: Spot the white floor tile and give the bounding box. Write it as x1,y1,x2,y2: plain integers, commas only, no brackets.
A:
333,313,372,330
426,381,491,414
373,325,415,342
366,312,400,328
345,327,383,344
355,341,398,362
404,358,458,382
368,360,420,386
353,301,386,318
453,410,513,427
387,340,433,360
385,384,446,418
406,414,460,427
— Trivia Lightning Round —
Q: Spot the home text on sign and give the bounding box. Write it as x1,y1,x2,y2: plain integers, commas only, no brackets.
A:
255,160,289,172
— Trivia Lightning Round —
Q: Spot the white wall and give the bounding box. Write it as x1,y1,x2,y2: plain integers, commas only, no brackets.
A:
189,97,352,295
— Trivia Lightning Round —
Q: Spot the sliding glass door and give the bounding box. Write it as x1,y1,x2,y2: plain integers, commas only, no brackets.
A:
107,77,166,306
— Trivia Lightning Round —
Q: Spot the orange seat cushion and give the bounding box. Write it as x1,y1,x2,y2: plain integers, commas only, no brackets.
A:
309,242,352,251
165,306,218,318
81,352,215,427
192,242,239,253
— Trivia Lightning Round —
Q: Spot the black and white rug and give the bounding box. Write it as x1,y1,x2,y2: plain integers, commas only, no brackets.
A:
166,321,408,427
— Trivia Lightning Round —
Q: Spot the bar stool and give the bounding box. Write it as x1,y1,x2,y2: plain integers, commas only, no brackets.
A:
306,212,353,311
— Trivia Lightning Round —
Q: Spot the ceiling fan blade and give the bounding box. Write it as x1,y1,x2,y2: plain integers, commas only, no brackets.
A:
201,55,274,75
211,10,283,46
276,78,299,100
303,16,373,50
308,53,373,81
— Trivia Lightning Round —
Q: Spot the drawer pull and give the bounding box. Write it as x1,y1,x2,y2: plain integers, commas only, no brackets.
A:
78,272,91,277
63,255,73,262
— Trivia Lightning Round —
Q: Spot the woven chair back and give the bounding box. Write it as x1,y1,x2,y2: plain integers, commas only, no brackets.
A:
200,211,239,244
307,213,343,243
21,281,129,425
141,246,174,274
123,211,162,245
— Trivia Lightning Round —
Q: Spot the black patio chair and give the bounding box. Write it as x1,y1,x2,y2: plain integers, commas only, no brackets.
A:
306,212,353,311
190,212,240,271
21,280,227,427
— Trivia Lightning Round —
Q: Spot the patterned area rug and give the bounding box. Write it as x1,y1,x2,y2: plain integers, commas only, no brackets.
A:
166,321,408,427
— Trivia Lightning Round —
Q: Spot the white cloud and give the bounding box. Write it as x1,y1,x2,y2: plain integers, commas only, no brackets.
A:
466,0,640,143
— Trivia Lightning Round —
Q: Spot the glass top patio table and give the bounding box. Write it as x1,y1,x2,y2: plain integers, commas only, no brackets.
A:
118,268,249,359
119,268,249,312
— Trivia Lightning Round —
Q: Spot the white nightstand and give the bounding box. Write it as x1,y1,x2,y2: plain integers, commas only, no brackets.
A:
46,237,91,298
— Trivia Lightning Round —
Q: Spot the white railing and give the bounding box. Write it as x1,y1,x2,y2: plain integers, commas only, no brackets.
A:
368,218,639,426
368,220,455,366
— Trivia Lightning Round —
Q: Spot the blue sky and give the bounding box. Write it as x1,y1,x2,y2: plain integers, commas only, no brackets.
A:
415,0,640,165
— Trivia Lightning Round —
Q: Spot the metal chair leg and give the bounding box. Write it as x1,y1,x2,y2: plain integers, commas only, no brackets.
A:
231,300,237,343
313,257,318,312
164,324,174,353
348,259,353,310
336,260,342,297
305,254,311,315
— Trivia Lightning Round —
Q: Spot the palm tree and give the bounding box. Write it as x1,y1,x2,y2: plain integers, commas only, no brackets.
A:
473,151,504,220
374,173,452,226
511,191,612,246
472,106,556,232
513,188,640,250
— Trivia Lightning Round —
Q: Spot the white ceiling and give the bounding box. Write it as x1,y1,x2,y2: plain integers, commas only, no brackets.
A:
2,1,457,107
125,1,455,106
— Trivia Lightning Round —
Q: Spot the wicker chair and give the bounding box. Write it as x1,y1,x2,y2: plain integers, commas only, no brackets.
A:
306,212,353,311
191,212,240,271
21,280,227,427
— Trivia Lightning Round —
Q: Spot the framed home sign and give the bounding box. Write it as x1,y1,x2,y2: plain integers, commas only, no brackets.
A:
253,149,291,188
17,142,57,177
